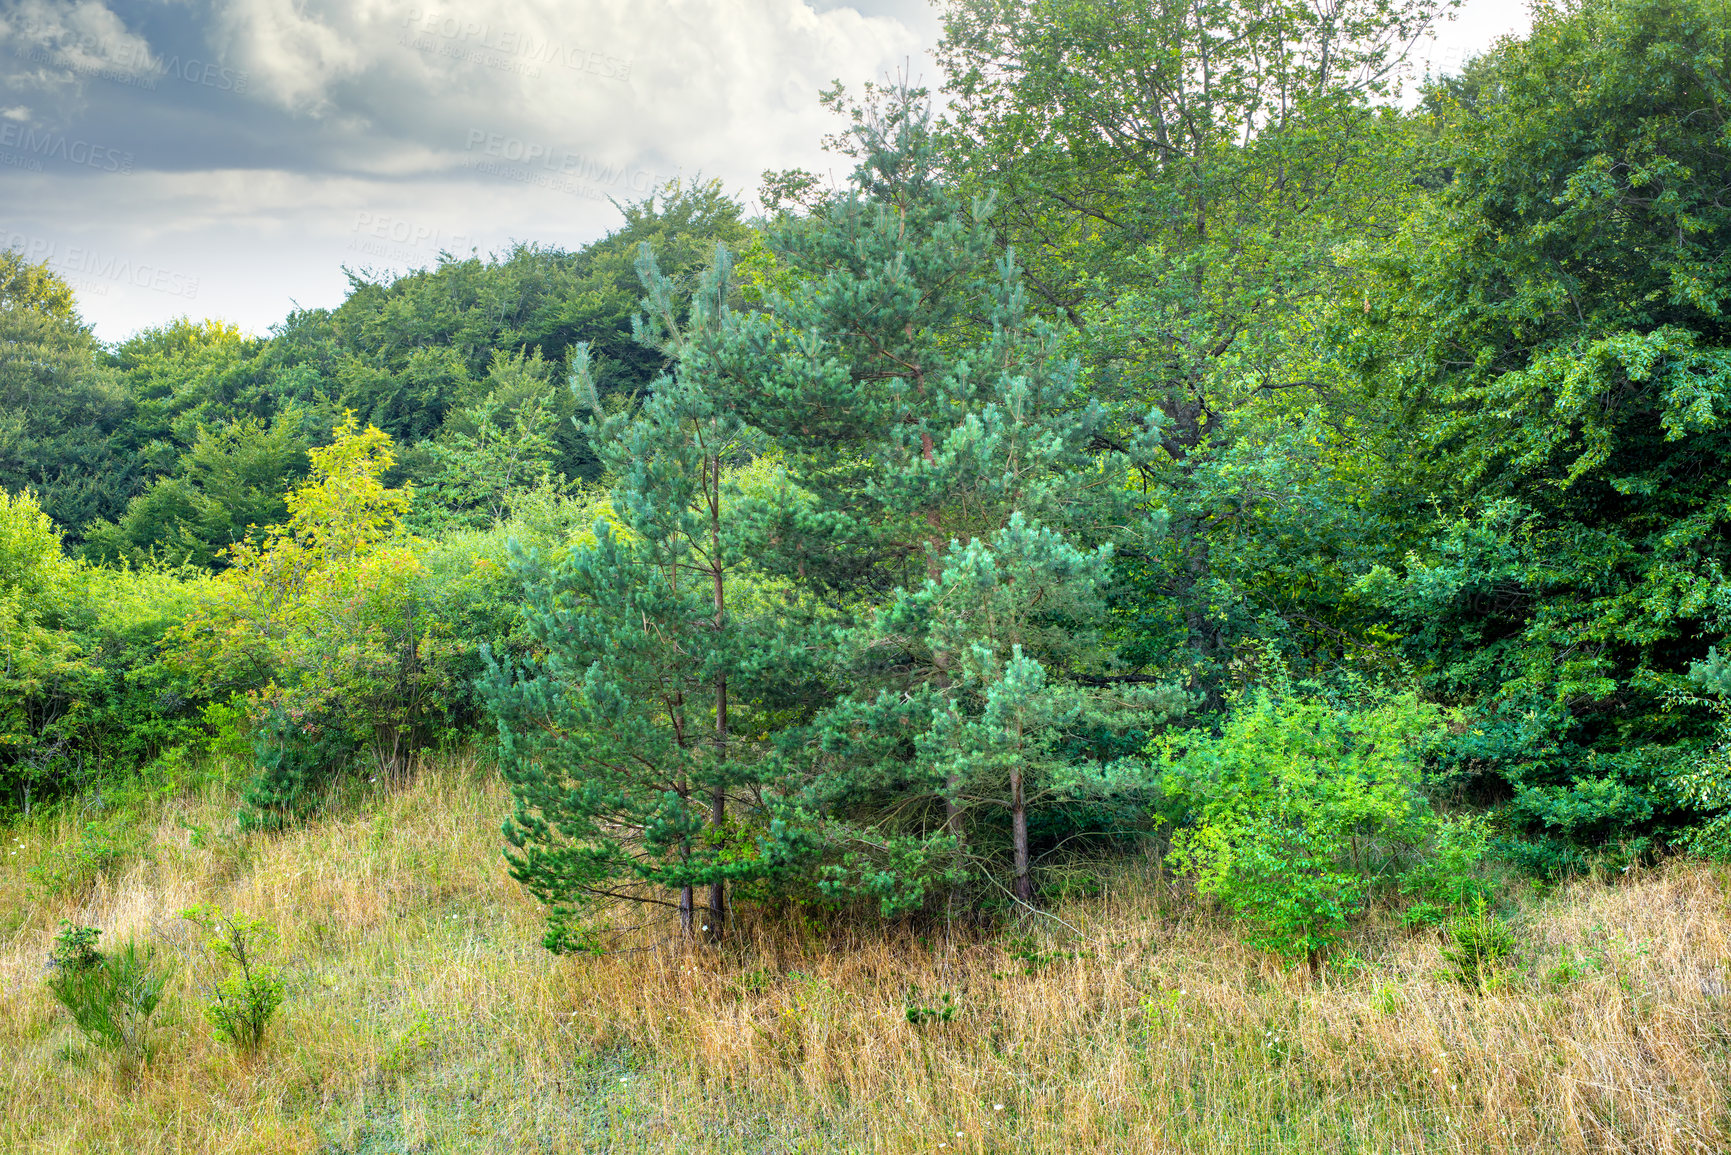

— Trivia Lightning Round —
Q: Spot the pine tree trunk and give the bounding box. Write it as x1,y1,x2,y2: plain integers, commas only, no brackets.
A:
707,819,725,941
680,885,694,937
1011,761,1032,905
707,454,728,943
708,675,726,942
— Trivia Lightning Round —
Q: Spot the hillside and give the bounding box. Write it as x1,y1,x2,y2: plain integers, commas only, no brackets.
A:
4,755,1728,1153
6,2,1731,1150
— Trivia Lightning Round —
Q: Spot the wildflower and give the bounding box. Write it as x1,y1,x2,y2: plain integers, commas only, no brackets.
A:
993,1104,1004,1112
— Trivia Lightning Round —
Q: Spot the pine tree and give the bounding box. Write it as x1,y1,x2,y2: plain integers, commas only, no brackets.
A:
492,87,1189,933
487,247,783,945
739,87,1187,913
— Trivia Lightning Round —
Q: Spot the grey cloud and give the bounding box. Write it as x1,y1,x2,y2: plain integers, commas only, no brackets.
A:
5,0,926,180
0,0,935,338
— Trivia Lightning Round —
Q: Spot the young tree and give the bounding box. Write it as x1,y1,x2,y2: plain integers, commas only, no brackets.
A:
175,416,450,823
848,515,1190,906
740,87,1187,912
489,247,784,943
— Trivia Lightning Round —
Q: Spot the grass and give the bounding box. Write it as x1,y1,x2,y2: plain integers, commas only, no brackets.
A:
4,753,1731,1153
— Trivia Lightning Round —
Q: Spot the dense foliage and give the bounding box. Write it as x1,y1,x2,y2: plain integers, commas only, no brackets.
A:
4,0,1729,962
1362,0,1731,870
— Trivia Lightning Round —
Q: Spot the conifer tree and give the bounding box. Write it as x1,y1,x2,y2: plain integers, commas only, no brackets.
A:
487,247,779,944
493,87,1188,931
740,87,1188,912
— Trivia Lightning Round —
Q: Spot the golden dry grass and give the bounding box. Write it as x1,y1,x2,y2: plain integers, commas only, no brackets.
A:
3,754,1730,1154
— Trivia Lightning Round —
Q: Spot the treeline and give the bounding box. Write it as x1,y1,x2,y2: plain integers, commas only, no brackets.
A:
3,0,1730,964
2,180,753,561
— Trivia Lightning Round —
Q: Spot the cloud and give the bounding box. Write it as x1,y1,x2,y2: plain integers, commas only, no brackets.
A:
0,0,151,71
0,0,937,338
0,0,925,178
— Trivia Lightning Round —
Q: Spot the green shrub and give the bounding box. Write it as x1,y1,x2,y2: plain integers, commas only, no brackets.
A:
45,922,173,1062
904,988,958,1025
173,418,460,823
0,486,216,813
67,563,215,773
1439,898,1517,991
239,706,357,830
0,489,85,809
1400,814,1495,916
1155,686,1448,966
183,905,285,1053
1668,652,1731,859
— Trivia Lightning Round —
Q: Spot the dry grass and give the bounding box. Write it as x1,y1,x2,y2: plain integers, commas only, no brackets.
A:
4,754,1730,1153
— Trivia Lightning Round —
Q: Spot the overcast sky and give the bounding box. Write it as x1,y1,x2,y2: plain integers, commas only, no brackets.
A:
1,0,1530,342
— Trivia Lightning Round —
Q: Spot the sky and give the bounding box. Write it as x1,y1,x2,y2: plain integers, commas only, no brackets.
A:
0,0,1530,342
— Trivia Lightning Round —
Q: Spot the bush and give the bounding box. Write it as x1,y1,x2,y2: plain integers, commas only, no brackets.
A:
239,706,358,830
66,562,216,776
1400,814,1494,912
1439,898,1517,991
45,922,174,1062
1668,650,1731,859
0,489,84,808
29,815,149,900
0,486,214,812
1155,686,1448,966
174,417,459,825
183,905,284,1053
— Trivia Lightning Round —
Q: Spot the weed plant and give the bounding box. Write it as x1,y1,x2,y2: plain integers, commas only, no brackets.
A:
44,921,173,1067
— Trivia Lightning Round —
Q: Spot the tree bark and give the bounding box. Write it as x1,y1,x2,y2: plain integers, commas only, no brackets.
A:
708,675,726,943
707,452,728,942
1011,761,1032,904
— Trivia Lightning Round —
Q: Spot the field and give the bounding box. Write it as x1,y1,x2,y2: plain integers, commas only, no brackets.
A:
4,755,1730,1154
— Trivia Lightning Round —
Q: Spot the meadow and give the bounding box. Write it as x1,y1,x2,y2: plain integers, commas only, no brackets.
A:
4,754,1728,1154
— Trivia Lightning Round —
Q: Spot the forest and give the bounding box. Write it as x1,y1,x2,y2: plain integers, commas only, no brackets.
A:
4,0,1731,1150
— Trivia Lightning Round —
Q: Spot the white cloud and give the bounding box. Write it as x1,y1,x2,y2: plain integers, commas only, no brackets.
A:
191,0,922,179
207,0,372,115
0,0,1523,340
0,0,149,66
0,0,932,338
